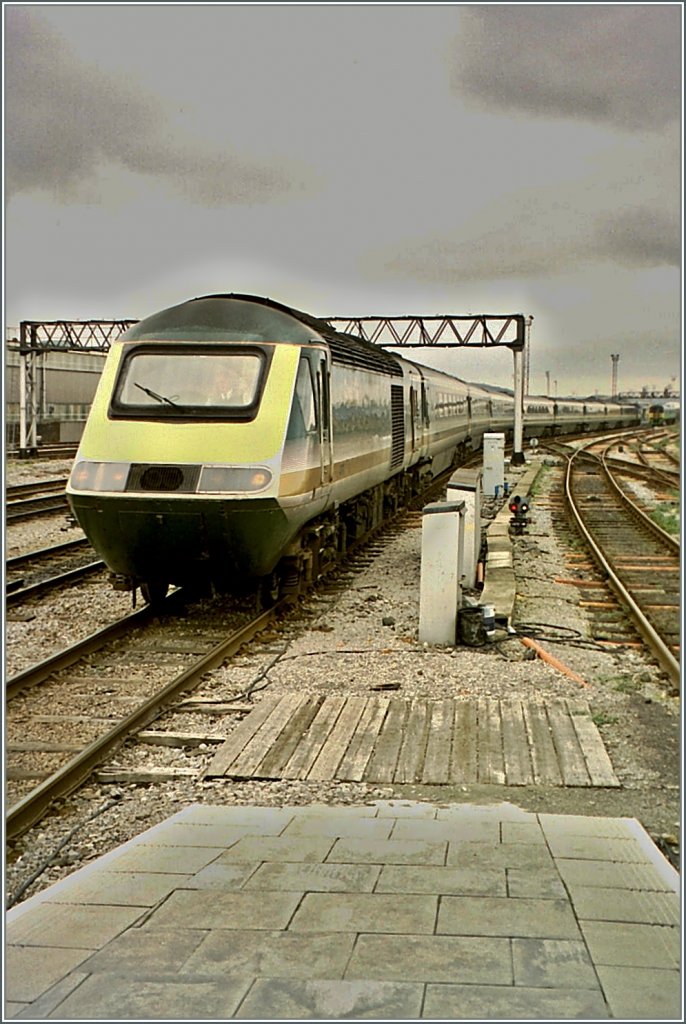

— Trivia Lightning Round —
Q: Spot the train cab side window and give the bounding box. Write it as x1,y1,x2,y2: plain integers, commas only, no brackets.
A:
421,382,430,425
287,358,318,440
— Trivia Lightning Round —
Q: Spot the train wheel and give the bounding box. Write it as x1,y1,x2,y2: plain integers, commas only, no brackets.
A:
140,580,169,606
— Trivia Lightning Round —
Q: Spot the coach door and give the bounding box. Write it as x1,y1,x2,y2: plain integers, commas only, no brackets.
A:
283,351,332,496
315,351,333,487
409,385,419,454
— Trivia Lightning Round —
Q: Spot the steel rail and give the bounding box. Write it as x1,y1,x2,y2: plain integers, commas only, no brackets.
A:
6,479,68,499
6,499,69,522
564,444,680,688
6,560,105,607
600,450,680,555
541,437,680,492
5,602,161,701
637,437,680,469
6,602,282,840
6,445,78,461
6,537,90,569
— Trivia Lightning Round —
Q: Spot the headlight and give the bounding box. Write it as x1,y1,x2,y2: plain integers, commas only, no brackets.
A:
70,461,130,492
198,466,273,493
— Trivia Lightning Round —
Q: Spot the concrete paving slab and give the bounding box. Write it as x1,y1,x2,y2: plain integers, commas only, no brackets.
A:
5,801,681,1021
437,895,581,939
345,933,512,984
80,928,208,975
6,902,145,949
233,978,425,1020
512,937,599,988
539,813,636,838
501,819,548,843
422,982,610,1019
243,860,381,892
374,863,507,896
4,947,92,1003
182,860,260,890
435,801,536,822
289,892,438,934
545,833,648,861
104,843,224,874
283,803,379,818
172,804,295,829
567,885,680,924
595,965,683,1020
556,857,679,891
388,816,500,843
38,869,192,906
446,839,555,869
579,919,681,968
215,834,334,863
124,821,269,846
181,929,356,979
12,974,88,1022
147,888,303,930
42,974,253,1020
506,866,567,898
281,814,393,839
375,800,438,819
326,836,447,864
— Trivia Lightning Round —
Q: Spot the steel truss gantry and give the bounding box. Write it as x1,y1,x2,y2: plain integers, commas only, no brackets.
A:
15,321,138,455
324,314,533,464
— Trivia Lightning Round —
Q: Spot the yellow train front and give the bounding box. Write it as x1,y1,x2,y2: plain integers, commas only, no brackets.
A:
67,293,478,604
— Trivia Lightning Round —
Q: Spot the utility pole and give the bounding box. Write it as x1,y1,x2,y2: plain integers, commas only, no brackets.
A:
611,353,620,398
523,315,533,396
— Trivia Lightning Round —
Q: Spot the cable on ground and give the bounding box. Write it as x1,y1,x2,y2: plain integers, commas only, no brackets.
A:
7,797,121,910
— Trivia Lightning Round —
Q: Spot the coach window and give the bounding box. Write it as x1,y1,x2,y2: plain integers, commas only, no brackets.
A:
421,382,430,426
286,357,318,439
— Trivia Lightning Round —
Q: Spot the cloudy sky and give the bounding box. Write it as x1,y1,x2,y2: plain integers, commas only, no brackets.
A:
4,3,682,396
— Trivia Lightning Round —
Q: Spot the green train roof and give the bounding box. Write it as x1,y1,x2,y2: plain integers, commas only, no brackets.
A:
120,293,403,376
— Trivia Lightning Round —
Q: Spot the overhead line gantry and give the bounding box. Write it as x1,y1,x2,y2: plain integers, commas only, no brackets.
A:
13,313,532,463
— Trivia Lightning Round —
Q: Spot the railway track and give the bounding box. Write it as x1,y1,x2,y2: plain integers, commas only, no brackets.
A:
6,479,70,522
5,468,451,842
563,438,680,688
6,443,79,461
6,538,104,607
7,478,69,500
5,591,275,839
634,438,681,482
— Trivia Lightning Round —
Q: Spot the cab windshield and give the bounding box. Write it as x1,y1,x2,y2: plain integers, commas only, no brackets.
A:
111,346,269,419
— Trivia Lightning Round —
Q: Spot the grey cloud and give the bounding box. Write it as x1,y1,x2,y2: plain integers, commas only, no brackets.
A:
594,208,681,268
4,8,304,203
451,5,681,131
377,201,679,285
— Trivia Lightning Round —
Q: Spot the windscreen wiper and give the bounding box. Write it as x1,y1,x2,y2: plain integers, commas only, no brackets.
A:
133,382,179,407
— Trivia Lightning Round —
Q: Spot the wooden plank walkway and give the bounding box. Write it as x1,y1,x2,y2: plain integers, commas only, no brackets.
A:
204,695,620,787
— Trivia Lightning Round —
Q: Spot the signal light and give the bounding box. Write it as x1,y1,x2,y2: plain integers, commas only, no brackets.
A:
509,493,531,534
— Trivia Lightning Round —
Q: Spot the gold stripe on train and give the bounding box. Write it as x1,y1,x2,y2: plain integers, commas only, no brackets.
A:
279,448,392,497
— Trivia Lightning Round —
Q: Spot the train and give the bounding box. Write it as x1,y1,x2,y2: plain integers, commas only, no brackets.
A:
65,293,640,604
646,402,680,426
